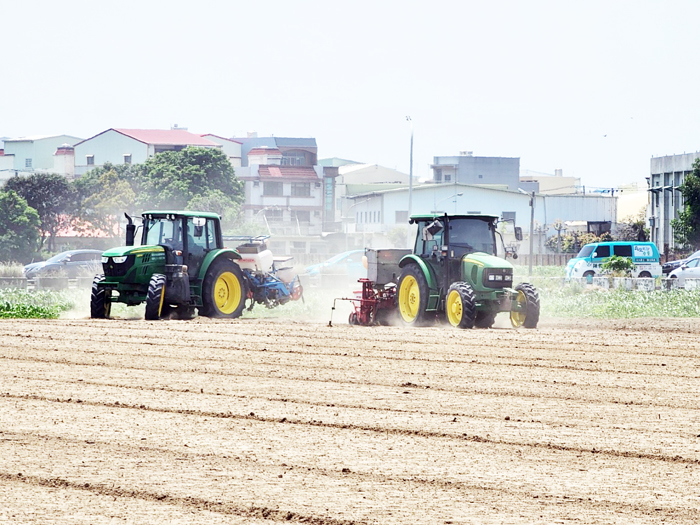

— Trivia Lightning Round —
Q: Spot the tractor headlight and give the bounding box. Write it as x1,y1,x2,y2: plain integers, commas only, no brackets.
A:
488,274,496,281
504,274,513,282
112,256,128,264
101,256,109,263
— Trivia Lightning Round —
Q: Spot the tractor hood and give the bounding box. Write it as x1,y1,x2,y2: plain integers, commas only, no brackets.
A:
101,245,165,258
461,252,514,270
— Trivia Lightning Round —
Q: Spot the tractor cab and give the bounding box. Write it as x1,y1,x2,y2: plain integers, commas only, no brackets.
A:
140,212,222,279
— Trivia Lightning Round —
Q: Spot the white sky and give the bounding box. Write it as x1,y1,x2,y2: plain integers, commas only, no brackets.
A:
2,0,699,189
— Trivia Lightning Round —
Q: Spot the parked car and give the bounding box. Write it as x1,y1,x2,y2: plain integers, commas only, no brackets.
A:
23,249,104,279
662,249,700,275
669,257,700,286
303,250,367,286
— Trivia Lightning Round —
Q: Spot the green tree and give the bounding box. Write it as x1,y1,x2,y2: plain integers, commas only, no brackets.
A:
616,209,649,242
0,190,41,263
4,173,77,251
671,158,700,248
77,167,137,238
138,147,243,209
187,189,241,231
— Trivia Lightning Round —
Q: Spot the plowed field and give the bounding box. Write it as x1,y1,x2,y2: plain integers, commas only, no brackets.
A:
1,315,700,524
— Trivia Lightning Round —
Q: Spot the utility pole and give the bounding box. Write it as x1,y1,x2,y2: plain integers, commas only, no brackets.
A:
406,116,413,218
529,191,535,277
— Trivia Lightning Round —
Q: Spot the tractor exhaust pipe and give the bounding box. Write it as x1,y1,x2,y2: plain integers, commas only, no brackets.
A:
125,213,136,246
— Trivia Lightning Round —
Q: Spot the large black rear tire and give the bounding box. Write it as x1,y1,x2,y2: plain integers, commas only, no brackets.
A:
201,258,247,318
145,274,166,321
474,311,496,329
90,275,111,319
510,283,540,329
397,264,431,326
445,282,477,329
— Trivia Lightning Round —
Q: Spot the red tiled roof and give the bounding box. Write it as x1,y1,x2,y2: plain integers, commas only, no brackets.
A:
259,166,319,180
114,129,219,146
248,147,282,156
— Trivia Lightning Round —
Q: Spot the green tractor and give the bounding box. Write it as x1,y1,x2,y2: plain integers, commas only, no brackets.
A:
91,210,246,320
396,213,540,329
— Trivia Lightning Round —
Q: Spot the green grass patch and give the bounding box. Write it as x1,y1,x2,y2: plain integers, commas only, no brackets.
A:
541,287,700,319
0,289,76,319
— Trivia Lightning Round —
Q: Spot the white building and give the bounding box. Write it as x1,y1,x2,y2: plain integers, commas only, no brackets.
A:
0,134,83,181
73,128,222,176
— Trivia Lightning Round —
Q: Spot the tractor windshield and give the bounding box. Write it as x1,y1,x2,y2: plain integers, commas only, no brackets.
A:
447,218,496,255
143,217,183,248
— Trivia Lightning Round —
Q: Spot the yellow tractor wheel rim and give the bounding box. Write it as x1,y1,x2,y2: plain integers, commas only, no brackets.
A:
214,272,242,314
510,290,527,327
446,289,463,327
399,275,420,322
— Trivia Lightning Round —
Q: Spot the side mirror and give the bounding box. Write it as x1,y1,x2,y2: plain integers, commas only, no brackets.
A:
514,227,523,241
422,219,443,241
194,225,204,237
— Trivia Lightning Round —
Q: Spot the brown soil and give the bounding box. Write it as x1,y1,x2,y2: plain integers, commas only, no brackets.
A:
1,315,700,524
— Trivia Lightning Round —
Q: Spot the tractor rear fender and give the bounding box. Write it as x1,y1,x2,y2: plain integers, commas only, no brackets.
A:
196,249,242,281
398,254,441,310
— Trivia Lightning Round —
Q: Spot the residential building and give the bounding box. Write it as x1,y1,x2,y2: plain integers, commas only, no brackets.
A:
200,134,242,167
431,151,520,191
72,128,223,176
648,151,700,255
1,134,83,178
234,137,340,253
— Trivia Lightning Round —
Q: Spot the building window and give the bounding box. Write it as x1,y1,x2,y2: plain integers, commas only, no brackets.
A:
435,168,442,182
282,152,306,166
478,174,483,179
293,210,310,222
263,181,283,196
444,174,451,182
502,211,516,224
25,158,32,168
86,155,95,166
291,183,311,197
123,154,132,165
266,209,284,222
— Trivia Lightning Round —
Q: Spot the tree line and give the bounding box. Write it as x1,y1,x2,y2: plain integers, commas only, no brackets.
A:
0,147,244,263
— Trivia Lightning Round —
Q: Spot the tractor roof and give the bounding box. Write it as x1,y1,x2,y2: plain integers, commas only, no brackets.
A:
141,210,221,220
409,213,498,223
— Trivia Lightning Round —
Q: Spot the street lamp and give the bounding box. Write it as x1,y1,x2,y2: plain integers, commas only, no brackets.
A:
406,116,413,218
519,189,535,276
432,192,463,213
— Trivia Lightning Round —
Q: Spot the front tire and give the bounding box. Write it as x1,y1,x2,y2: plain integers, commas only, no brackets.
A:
90,275,111,319
510,283,540,329
639,271,652,278
145,274,166,320
201,258,247,318
445,282,476,329
397,264,431,326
